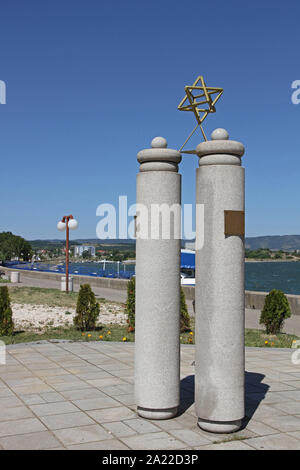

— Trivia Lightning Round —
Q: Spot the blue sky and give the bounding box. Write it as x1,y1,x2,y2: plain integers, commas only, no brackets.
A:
0,0,300,240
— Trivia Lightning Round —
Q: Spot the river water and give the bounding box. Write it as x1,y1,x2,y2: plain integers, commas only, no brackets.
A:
76,261,300,295
245,261,300,295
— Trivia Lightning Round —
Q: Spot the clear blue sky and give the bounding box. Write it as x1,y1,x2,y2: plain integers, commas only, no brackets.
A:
1,0,300,241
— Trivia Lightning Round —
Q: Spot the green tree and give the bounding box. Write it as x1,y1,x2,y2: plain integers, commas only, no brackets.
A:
73,284,100,331
260,289,291,334
180,288,191,332
245,248,271,259
126,277,135,330
0,232,32,262
0,286,14,336
82,250,90,259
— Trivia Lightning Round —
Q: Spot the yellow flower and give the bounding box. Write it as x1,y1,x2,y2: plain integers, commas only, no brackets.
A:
122,337,127,342
189,332,193,336
99,335,103,340
265,340,268,344
107,331,111,335
87,334,91,337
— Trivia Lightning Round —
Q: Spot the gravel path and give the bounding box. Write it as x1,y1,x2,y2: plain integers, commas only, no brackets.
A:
12,302,128,331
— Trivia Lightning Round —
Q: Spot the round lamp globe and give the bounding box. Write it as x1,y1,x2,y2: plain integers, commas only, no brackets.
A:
57,221,66,232
68,219,78,230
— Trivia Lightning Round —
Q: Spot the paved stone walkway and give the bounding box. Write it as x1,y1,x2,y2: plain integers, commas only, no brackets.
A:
0,342,300,450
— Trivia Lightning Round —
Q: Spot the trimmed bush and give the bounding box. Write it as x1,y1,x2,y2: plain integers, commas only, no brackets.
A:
180,287,191,332
126,277,135,330
260,289,291,334
73,284,100,331
0,286,14,336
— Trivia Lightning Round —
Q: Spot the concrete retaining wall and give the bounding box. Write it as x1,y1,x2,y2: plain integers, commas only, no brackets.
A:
245,290,300,316
1,266,128,291
185,288,300,316
2,266,300,315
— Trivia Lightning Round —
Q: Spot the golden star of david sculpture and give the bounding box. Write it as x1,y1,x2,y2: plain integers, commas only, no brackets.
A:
178,75,223,153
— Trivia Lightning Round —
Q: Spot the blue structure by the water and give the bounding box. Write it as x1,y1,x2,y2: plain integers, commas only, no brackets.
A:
5,253,194,279
180,251,195,269
3,261,135,279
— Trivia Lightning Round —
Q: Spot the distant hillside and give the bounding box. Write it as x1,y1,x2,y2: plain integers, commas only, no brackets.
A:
29,239,136,250
73,239,135,245
29,236,300,252
245,235,300,251
29,239,135,244
184,236,300,251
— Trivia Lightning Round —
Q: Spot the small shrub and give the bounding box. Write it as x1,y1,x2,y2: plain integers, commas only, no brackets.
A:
180,287,191,332
0,286,14,336
260,289,291,334
126,277,135,330
73,284,100,331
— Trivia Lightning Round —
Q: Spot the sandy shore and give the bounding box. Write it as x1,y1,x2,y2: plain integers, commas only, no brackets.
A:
12,302,127,331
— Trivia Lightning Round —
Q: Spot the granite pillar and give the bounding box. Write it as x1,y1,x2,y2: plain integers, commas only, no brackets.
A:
135,136,182,420
195,128,245,433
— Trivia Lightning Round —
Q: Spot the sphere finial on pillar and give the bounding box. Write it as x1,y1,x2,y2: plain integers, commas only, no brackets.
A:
211,128,229,140
151,136,168,148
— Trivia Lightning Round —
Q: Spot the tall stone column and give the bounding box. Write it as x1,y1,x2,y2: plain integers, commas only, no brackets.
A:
135,137,182,420
195,128,245,433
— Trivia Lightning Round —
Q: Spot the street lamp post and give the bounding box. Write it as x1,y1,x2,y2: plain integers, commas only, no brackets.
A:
57,215,78,292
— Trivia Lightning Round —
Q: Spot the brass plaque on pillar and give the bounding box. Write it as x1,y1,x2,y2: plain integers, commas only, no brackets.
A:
224,210,245,236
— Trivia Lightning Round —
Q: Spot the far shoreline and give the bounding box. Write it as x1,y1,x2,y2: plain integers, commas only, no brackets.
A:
245,258,300,263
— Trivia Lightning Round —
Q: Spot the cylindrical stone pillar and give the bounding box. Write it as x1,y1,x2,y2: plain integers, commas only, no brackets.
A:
195,128,245,433
10,271,20,283
135,136,182,420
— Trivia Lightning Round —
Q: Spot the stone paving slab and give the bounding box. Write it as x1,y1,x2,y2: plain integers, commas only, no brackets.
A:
0,430,61,450
0,342,299,449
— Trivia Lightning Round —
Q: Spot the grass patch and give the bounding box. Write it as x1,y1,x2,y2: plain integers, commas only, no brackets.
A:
7,286,108,309
8,286,79,308
2,322,298,347
0,324,134,345
180,320,299,348
180,317,195,344
245,328,298,348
